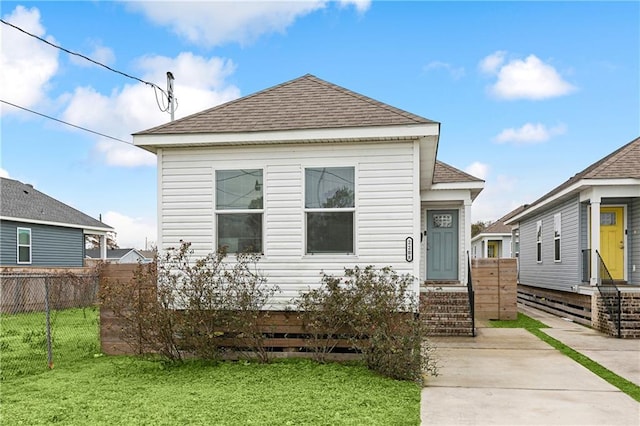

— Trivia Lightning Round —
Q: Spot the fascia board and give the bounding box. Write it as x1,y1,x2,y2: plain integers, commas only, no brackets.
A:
505,178,640,224
133,123,440,151
471,232,512,243
0,216,113,233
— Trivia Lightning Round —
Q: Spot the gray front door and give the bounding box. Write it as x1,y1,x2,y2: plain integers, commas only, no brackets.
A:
426,210,458,280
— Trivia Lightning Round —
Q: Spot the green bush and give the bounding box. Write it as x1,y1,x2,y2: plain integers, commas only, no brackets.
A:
296,266,437,383
100,243,278,363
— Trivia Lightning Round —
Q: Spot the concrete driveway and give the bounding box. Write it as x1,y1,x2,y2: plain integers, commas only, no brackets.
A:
421,310,640,425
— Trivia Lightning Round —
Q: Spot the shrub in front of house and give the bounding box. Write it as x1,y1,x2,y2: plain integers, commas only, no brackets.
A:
296,266,438,383
100,242,278,363
101,244,437,383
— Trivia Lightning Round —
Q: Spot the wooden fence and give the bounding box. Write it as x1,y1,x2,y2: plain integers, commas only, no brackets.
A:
471,258,517,320
99,264,360,359
0,269,98,314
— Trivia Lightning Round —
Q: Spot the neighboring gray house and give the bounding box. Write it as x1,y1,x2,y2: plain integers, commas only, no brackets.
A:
506,136,640,336
133,74,484,308
85,248,152,264
0,178,113,268
471,205,526,258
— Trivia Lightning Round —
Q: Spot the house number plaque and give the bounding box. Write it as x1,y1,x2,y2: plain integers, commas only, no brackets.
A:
405,237,413,262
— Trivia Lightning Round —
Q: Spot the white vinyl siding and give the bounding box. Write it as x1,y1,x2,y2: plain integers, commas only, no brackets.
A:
159,141,419,305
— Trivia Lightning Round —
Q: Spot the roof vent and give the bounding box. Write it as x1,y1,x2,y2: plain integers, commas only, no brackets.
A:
26,184,33,188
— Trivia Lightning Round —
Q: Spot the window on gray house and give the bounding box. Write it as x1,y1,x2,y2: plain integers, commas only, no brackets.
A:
216,169,263,253
554,213,561,262
536,220,542,263
17,227,32,264
305,167,355,254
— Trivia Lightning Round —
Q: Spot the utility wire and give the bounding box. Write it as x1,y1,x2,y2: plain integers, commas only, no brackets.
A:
0,18,173,113
1,99,134,146
1,18,158,90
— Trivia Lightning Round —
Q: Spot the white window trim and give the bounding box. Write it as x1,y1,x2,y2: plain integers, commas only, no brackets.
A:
554,213,562,263
17,227,32,264
536,220,542,264
303,165,357,256
214,169,265,255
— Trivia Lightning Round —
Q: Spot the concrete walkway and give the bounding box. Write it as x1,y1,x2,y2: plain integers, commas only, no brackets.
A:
421,306,640,425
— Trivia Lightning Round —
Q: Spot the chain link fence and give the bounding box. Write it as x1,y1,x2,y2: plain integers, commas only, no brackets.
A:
0,272,100,380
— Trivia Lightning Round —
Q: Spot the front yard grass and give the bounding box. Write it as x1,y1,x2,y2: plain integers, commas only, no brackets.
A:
1,357,420,425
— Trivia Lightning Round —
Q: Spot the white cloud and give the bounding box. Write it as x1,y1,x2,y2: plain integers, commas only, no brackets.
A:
62,52,240,167
126,1,369,47
424,61,465,80
127,1,324,46
0,168,10,178
465,161,489,180
494,122,567,145
338,0,371,13
69,43,115,67
0,6,59,114
103,211,156,250
480,51,576,100
478,50,506,75
469,167,523,223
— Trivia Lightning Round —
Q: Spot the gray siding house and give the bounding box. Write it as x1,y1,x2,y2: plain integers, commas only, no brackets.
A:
0,178,113,268
506,137,640,336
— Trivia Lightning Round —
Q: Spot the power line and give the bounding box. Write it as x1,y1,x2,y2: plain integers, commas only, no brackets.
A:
1,99,134,146
1,18,158,90
0,18,173,114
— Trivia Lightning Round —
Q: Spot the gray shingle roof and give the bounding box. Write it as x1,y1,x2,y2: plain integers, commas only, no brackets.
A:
433,161,484,184
135,74,436,135
0,178,112,231
483,205,527,234
523,136,640,210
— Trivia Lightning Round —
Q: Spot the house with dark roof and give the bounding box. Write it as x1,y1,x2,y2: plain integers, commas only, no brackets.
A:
471,205,527,258
133,74,484,308
0,178,113,268
505,136,640,337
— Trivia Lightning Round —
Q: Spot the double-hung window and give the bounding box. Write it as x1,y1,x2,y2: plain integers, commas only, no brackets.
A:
17,227,32,264
215,169,263,253
305,167,355,254
536,220,542,263
554,213,561,262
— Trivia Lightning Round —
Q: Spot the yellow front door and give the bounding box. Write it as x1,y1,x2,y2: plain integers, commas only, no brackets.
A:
600,206,625,280
487,241,499,258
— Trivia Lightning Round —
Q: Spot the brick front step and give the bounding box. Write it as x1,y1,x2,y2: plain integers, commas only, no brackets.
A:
420,290,473,337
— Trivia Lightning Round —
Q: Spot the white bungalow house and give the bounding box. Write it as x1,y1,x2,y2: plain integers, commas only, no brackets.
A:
506,136,640,337
133,74,483,310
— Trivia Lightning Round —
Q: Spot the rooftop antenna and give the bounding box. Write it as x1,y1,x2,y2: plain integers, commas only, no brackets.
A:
167,71,175,121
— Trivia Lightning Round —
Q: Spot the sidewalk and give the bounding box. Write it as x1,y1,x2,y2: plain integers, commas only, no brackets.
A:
420,306,640,425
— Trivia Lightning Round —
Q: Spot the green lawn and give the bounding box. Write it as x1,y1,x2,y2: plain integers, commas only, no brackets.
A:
0,307,100,379
2,358,420,425
1,308,420,425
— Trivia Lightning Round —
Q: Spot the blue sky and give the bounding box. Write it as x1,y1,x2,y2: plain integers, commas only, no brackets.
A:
1,1,638,249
